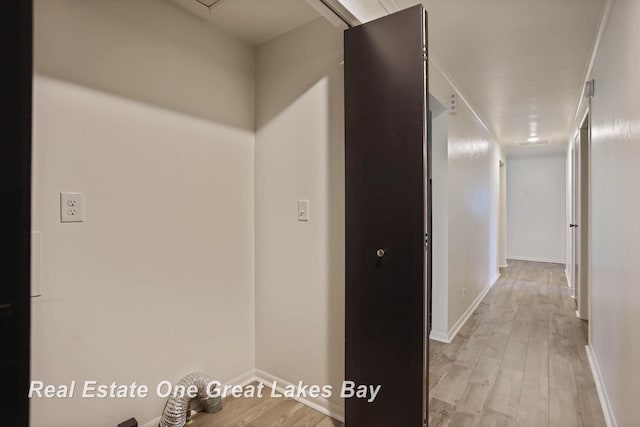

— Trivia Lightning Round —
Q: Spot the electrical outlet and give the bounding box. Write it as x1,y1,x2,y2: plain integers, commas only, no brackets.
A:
60,192,84,223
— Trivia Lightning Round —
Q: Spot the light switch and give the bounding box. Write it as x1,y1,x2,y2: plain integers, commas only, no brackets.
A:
298,199,309,222
60,192,84,223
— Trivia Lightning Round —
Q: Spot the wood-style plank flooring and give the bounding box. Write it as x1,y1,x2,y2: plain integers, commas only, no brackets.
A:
429,260,605,427
190,260,604,426
189,386,342,427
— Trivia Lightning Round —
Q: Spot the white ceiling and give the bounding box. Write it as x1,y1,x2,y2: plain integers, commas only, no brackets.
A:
169,0,319,46
395,0,606,154
170,0,606,155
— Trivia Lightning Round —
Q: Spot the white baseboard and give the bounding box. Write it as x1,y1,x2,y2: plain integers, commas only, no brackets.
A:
565,269,575,290
429,330,451,344
585,345,617,427
224,369,259,387
254,369,344,423
140,369,258,427
430,271,500,344
508,255,565,264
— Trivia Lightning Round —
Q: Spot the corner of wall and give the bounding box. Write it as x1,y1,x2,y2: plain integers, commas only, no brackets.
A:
445,271,500,342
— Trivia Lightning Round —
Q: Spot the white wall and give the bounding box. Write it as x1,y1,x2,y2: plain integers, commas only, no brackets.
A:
35,0,255,131
588,0,640,425
254,18,345,414
430,64,502,339
430,106,449,339
506,155,566,264
32,1,256,425
445,101,501,331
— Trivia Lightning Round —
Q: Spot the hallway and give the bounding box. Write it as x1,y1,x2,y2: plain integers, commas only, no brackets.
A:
428,261,605,427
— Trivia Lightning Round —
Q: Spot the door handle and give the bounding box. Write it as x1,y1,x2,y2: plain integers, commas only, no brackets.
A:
569,224,579,228
376,248,385,258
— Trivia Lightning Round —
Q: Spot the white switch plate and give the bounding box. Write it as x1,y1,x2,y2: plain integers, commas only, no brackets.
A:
298,199,309,222
60,192,84,222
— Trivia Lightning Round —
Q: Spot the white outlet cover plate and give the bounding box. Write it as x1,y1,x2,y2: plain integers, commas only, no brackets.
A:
60,192,84,223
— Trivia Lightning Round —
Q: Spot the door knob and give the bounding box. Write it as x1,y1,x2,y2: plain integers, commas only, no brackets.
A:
376,249,385,258
569,224,578,228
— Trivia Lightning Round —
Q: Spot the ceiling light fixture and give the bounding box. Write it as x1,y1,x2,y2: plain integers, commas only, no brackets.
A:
528,136,540,142
518,139,548,146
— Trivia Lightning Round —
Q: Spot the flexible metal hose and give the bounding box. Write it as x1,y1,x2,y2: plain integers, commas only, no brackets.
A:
159,373,222,427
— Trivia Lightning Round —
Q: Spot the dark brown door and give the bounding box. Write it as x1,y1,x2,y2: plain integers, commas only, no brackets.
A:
0,1,32,426
345,5,429,426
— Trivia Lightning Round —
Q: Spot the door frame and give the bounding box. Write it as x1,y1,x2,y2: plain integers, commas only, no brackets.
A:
570,134,580,301
577,112,591,322
569,108,591,321
0,1,32,425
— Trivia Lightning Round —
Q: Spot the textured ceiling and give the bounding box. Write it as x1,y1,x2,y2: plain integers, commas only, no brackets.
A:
397,0,606,153
171,0,606,155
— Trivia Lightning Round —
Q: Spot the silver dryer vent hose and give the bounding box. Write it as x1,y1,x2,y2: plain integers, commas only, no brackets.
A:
159,372,222,427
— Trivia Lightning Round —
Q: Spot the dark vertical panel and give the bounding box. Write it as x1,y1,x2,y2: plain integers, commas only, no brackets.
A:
0,0,32,425
345,6,428,426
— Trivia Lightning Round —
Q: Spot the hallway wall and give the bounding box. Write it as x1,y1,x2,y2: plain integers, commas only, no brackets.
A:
31,1,256,425
506,154,566,263
429,66,502,340
445,102,501,333
589,0,640,425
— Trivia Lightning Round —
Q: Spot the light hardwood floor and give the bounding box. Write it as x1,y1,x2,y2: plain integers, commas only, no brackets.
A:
189,388,342,427
429,260,605,427
190,260,604,426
